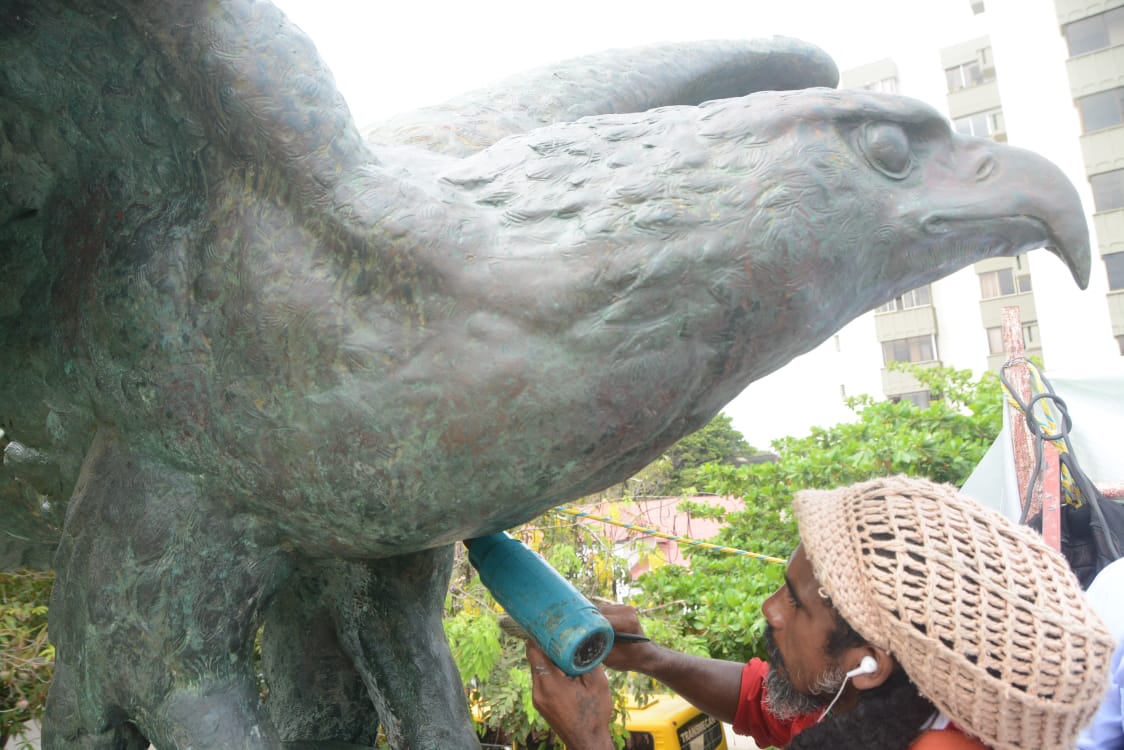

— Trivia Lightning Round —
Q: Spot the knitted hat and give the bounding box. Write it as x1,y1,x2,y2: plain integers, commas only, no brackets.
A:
793,476,1114,750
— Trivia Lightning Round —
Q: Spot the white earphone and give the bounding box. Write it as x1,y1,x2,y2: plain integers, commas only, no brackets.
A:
818,655,879,721
845,655,878,680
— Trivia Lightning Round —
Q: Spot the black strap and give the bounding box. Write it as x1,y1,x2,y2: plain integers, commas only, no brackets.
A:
999,359,1122,582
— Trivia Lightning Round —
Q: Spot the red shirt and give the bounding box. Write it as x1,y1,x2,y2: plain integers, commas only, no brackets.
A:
731,658,819,747
730,659,989,749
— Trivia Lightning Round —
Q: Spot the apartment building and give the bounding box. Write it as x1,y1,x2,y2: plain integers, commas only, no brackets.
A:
1055,0,1124,353
727,0,1122,446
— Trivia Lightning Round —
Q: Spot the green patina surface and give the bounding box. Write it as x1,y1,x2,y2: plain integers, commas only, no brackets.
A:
0,1,1090,747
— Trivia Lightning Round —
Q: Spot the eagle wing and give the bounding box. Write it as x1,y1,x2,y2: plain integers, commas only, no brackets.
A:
363,37,840,155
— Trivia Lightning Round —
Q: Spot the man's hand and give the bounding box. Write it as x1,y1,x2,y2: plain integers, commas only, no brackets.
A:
598,603,658,672
596,602,745,724
526,641,615,750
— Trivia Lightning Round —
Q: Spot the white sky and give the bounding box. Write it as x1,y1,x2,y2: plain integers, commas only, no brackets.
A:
271,0,979,128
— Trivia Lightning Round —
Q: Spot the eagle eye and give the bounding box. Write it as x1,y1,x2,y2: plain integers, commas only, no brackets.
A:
861,121,912,179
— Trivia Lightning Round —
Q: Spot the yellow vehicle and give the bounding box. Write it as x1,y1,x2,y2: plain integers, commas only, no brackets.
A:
622,694,729,750
472,691,729,750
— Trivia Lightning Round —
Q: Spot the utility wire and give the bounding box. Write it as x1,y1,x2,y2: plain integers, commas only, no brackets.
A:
551,504,787,565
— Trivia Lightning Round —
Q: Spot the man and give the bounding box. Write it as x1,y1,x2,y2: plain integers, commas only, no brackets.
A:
527,476,1114,750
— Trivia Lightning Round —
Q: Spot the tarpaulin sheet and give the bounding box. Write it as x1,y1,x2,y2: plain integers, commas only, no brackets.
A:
961,365,1124,522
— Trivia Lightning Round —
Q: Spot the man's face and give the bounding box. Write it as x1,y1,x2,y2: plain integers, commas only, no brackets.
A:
760,544,848,719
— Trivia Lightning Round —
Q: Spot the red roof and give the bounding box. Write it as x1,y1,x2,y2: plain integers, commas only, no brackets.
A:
579,496,743,578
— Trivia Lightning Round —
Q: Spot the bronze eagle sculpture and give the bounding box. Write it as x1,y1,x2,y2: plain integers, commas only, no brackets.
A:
0,0,1089,747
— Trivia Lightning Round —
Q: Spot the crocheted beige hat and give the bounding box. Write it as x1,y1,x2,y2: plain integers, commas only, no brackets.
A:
793,475,1114,750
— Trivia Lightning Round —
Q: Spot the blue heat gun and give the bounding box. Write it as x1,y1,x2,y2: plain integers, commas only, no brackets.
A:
465,531,615,676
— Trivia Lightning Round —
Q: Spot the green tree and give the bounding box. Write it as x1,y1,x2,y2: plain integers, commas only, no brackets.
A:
633,364,1003,664
584,413,760,502
662,413,758,494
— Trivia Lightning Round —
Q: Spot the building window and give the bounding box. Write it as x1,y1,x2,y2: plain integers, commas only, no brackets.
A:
1106,252,1124,290
987,326,1002,354
875,285,932,313
893,391,933,409
1077,87,1124,132
945,60,985,92
1091,169,1124,213
987,322,1039,355
902,285,932,308
1063,7,1124,57
980,268,1015,297
882,335,937,365
979,268,1031,299
863,77,899,94
953,109,1004,138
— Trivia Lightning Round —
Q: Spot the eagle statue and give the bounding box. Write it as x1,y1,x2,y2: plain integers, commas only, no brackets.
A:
0,0,1090,747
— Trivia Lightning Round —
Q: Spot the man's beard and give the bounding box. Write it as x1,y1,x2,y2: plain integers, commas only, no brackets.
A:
763,626,848,721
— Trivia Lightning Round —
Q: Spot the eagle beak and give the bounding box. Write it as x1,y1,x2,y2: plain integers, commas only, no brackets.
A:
921,138,1092,290
1011,146,1093,290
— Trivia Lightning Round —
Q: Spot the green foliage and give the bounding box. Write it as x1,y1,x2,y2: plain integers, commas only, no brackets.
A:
446,611,503,685
1,570,54,748
631,465,792,664
635,364,1003,664
444,514,653,749
585,414,760,502
662,413,758,495
772,363,1003,488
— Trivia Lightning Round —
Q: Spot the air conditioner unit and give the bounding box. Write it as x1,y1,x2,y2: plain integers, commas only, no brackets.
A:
970,0,985,15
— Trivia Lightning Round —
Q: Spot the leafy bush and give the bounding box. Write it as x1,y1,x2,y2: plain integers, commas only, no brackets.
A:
445,514,648,749
1,570,54,748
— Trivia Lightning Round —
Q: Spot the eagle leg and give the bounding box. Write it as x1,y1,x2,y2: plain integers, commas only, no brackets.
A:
260,569,380,745
42,430,288,748
269,549,480,749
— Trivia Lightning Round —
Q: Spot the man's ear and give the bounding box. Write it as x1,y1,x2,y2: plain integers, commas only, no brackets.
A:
850,647,895,690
